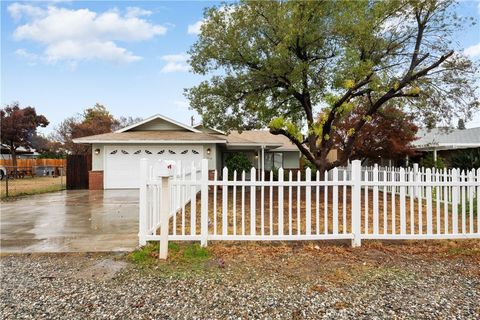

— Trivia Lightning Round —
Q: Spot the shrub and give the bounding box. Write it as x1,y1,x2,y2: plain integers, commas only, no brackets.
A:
458,196,478,218
225,153,253,178
450,149,480,171
420,152,445,169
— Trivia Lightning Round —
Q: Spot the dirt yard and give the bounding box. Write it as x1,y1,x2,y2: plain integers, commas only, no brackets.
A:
170,187,478,236
0,176,66,198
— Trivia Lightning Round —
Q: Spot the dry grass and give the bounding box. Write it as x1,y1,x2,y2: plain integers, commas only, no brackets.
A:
168,186,478,236
0,176,65,198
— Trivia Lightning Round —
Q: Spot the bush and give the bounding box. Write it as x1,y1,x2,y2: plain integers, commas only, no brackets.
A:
458,196,478,218
225,153,253,178
37,151,65,159
450,149,480,171
420,152,445,169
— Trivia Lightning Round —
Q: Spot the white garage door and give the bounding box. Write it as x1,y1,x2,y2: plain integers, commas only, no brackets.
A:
104,145,203,189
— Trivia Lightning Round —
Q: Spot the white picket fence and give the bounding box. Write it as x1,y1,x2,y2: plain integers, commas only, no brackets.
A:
139,159,480,258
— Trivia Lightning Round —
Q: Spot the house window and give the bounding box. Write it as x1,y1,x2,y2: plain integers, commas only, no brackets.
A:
265,152,283,170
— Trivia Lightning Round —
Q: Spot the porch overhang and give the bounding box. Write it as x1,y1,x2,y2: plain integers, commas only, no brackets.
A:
223,143,283,150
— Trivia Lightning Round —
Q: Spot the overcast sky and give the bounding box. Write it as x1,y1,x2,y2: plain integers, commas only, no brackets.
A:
1,0,480,136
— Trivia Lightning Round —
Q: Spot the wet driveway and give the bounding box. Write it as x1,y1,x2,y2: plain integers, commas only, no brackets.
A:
1,190,138,253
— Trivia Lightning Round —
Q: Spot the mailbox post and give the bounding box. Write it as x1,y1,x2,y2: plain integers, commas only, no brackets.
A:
156,160,174,260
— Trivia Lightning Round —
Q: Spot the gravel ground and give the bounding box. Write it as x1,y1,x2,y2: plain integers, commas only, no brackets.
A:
1,241,480,319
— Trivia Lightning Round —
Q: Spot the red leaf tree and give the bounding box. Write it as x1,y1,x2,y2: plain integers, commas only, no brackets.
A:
332,105,418,164
0,102,49,169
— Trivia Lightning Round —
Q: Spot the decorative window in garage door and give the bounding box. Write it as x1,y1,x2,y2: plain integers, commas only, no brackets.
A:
134,150,142,154
110,150,118,155
121,150,129,154
168,150,176,154
192,149,200,154
158,150,165,154
181,150,188,154
145,150,152,154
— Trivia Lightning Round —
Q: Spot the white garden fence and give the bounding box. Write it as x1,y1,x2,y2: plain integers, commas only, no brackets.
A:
139,159,480,259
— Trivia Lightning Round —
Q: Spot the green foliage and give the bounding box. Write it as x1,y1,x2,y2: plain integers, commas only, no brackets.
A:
269,117,303,142
450,149,480,171
37,152,65,159
225,153,253,178
271,166,279,181
186,0,478,170
182,244,210,260
457,197,478,218
127,242,209,265
420,153,445,169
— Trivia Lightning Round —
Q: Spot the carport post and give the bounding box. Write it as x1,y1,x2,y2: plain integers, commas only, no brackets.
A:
139,158,149,246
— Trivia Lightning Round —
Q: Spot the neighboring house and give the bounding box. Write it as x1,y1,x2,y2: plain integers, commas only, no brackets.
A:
412,127,480,164
73,114,303,189
0,145,37,160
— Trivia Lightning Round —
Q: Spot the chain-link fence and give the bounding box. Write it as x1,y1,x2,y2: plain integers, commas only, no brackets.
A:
0,165,66,198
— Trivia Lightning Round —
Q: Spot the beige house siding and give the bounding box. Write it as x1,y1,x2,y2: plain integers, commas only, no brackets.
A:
130,118,191,131
90,143,217,173
202,144,218,170
92,144,104,171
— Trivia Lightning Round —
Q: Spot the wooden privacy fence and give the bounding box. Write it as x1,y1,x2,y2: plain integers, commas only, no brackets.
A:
0,158,66,168
139,159,480,259
66,154,91,190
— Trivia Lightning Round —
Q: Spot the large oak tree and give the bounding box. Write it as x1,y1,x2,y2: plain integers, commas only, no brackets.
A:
186,0,479,172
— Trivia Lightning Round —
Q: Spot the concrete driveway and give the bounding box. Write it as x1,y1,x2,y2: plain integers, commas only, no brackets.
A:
1,190,139,253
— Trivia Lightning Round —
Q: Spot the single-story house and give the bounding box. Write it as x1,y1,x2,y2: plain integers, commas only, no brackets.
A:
411,127,480,164
74,114,306,189
0,145,37,160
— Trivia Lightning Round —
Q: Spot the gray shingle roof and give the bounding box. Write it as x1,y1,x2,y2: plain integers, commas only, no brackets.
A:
73,131,226,143
413,127,480,150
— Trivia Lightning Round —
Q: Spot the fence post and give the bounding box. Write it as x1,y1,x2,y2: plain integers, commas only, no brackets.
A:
278,168,284,236
250,167,256,235
305,167,312,235
426,168,433,234
413,163,419,199
159,175,170,260
139,158,148,246
452,168,458,234
200,159,209,247
5,173,9,198
351,160,361,247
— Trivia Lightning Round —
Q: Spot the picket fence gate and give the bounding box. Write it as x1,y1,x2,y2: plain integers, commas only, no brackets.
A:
139,159,480,259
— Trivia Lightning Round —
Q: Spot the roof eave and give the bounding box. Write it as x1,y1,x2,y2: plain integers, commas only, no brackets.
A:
73,139,227,144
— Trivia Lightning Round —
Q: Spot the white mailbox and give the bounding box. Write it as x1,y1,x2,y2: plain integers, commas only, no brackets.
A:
154,160,176,178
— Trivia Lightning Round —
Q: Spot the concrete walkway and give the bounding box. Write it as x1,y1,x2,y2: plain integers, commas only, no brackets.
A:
1,190,139,253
